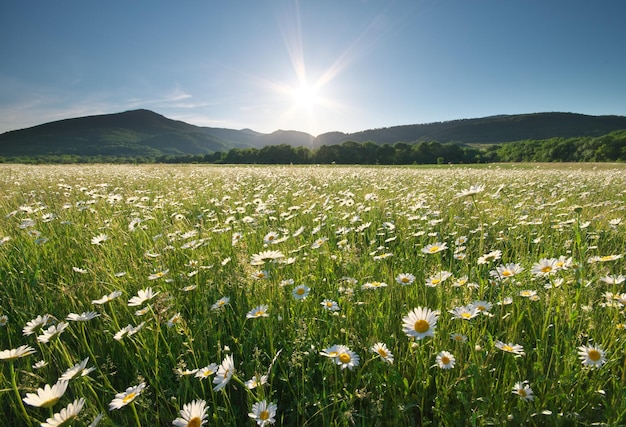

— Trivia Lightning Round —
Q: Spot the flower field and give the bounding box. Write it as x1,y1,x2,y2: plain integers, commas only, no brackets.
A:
0,163,625,426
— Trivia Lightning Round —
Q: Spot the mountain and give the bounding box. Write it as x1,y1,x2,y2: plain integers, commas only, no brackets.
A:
1,109,626,158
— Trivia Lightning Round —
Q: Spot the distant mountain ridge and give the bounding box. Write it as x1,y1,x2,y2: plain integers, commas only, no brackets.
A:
1,109,626,157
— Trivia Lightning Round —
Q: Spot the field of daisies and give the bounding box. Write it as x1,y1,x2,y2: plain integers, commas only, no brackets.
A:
0,163,625,426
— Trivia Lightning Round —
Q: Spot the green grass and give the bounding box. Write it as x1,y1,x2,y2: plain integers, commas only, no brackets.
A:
0,164,625,426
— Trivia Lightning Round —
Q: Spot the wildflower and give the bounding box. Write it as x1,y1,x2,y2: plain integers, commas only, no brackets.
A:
335,347,360,370
173,399,209,427
450,333,467,343
402,307,439,340
252,270,270,280
519,290,537,298
249,400,277,426
72,267,88,274
311,237,328,249
92,290,122,305
421,242,448,254
449,305,479,320
531,258,558,276
292,285,310,300
245,374,268,389
128,287,159,306
263,231,279,244
148,269,169,280
60,357,95,380
33,360,48,369
37,322,69,343
578,344,606,368
0,345,36,361
90,233,108,245
435,351,456,369
472,300,493,314
600,275,626,285
23,314,50,336
232,232,243,246
250,250,285,265
109,382,146,410
320,344,349,359
512,381,534,401
321,299,340,311
211,297,230,310
425,271,452,287
113,322,145,341
395,273,416,286
213,354,235,391
66,311,100,322
370,342,394,364
362,281,388,290
477,249,502,265
495,340,525,356
490,263,524,279
454,184,485,198
167,313,183,327
195,363,218,380
41,398,85,427
23,380,69,408
247,304,270,319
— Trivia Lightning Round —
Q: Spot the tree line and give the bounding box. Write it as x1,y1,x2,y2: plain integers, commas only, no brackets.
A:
1,130,624,164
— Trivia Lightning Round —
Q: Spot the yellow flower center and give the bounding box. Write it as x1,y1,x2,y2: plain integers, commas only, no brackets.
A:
431,279,440,285
502,345,514,352
429,246,439,253
518,389,527,397
339,353,351,363
377,349,388,358
461,312,472,319
440,356,450,365
188,417,202,427
501,270,512,277
414,320,430,333
122,392,137,404
401,277,409,283
260,410,270,421
476,305,485,311
296,288,305,295
41,397,61,408
541,266,552,273
588,349,601,361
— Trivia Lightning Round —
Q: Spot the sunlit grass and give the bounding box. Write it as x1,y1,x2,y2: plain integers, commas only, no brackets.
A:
0,163,624,425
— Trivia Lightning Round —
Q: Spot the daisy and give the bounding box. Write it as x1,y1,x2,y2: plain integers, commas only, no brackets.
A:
172,399,209,427
454,184,485,198
600,275,626,285
495,340,525,356
421,242,448,254
0,345,36,362
370,342,394,364
425,271,452,287
245,374,268,389
246,304,270,319
248,400,277,426
450,333,467,343
66,311,100,322
92,290,122,305
435,351,456,369
109,382,146,410
402,307,439,340
213,354,235,391
195,363,218,380
292,285,310,300
252,270,270,280
263,231,279,244
335,347,360,370
37,322,69,343
148,269,169,280
477,249,502,265
512,381,534,401
362,281,388,290
128,287,159,306
60,357,95,380
578,344,607,368
472,300,493,314
320,344,349,359
490,263,524,279
250,250,285,265
23,380,69,408
395,273,416,286
530,258,558,276
41,398,85,427
211,296,230,310
90,233,108,245
321,299,340,311
23,314,50,336
449,305,479,320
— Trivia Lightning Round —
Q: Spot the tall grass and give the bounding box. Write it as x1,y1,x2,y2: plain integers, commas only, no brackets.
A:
0,164,624,426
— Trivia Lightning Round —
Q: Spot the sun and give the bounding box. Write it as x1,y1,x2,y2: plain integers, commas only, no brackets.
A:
291,82,320,109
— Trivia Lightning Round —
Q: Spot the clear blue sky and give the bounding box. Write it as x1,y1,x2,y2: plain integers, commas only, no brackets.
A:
2,0,625,136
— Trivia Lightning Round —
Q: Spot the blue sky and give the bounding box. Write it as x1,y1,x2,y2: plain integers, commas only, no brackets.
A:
1,1,625,136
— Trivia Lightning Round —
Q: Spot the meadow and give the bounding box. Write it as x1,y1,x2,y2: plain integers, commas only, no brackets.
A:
0,163,624,426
